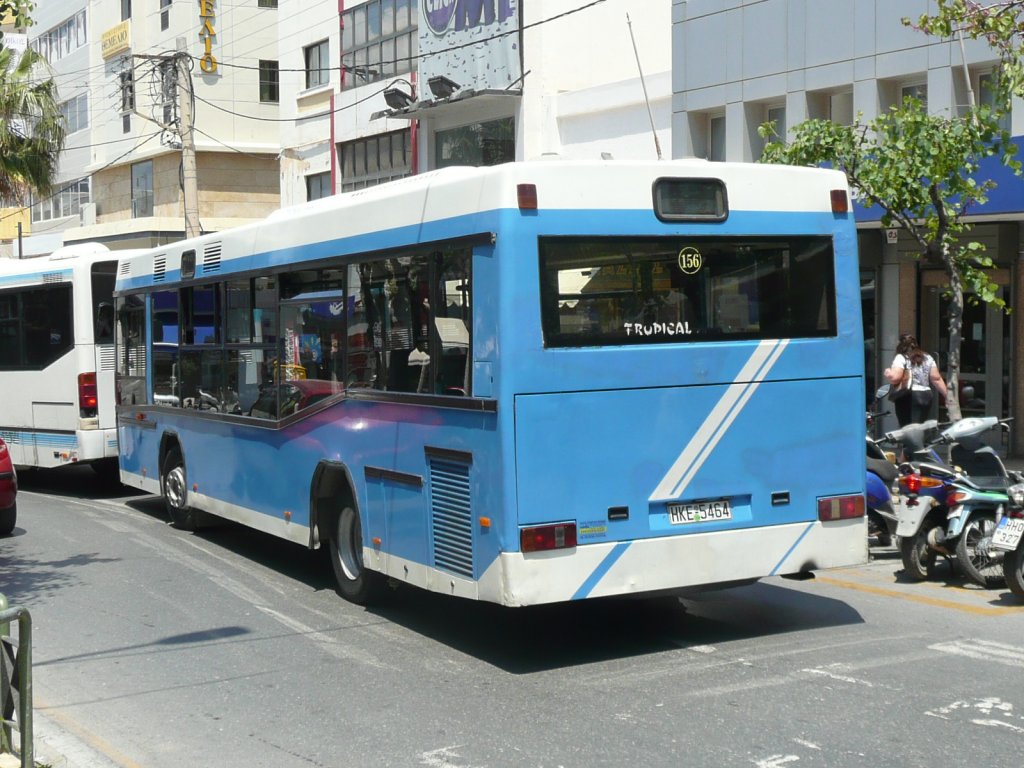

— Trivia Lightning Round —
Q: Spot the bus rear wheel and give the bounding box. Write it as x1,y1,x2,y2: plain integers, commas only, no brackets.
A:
161,449,196,531
328,505,383,605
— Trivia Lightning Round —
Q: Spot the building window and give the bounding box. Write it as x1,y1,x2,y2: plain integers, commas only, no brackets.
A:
120,70,135,113
160,0,171,31
436,118,515,168
708,114,726,162
30,10,87,64
306,171,331,201
899,82,927,109
31,178,90,223
159,59,176,125
341,0,417,90
59,93,89,133
766,104,786,143
259,60,279,103
340,130,412,192
304,40,330,89
808,89,853,125
121,0,132,21
258,0,278,7
978,72,1011,132
131,161,153,218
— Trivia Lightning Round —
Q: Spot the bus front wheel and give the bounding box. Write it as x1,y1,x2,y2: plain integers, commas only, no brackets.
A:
329,505,383,605
161,449,196,531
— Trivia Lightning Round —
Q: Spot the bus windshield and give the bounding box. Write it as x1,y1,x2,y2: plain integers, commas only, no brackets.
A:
539,236,836,347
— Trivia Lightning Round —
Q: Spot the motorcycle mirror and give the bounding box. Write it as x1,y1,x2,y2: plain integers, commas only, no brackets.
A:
961,384,975,400
875,384,890,400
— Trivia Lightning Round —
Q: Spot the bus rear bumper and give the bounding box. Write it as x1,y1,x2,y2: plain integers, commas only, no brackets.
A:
479,519,867,607
77,427,119,460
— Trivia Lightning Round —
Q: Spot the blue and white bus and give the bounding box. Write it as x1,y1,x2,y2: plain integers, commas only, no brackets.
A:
0,243,134,477
114,160,867,606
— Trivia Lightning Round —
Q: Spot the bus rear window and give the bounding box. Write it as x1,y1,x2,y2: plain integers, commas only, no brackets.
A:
539,236,836,347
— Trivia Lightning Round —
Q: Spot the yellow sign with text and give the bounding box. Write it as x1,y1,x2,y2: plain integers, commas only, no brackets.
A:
198,0,217,73
101,21,131,59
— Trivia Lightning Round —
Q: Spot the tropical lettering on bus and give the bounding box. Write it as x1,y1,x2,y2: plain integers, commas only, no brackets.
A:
624,321,694,337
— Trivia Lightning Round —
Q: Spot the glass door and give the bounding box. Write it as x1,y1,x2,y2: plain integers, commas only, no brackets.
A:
921,271,1010,451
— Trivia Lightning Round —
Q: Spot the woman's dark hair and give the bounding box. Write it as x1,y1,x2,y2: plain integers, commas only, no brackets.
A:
897,332,925,366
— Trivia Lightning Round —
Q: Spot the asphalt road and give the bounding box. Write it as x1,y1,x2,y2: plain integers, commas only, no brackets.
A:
3,465,1024,768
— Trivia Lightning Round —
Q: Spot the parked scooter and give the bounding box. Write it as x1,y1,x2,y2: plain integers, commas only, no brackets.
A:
866,436,899,546
865,391,899,547
895,416,1019,586
889,420,956,580
994,482,1024,598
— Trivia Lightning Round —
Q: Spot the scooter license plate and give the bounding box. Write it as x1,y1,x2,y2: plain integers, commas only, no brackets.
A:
991,517,1024,552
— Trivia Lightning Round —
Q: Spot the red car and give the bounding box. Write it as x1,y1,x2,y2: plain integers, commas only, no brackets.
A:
0,437,17,536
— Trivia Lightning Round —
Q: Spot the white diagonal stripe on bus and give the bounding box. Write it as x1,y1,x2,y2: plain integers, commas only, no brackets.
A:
930,639,1024,669
649,339,789,501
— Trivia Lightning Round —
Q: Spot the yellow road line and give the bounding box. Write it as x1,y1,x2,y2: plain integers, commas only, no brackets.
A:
34,694,146,768
816,576,1024,616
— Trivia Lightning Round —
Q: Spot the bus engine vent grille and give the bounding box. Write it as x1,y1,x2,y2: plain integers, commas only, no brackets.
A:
42,272,63,284
153,255,166,282
118,260,131,277
98,345,116,371
202,243,222,274
428,458,473,578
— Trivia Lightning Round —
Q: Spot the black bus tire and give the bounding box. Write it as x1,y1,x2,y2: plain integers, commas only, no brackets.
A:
328,505,383,605
161,449,196,531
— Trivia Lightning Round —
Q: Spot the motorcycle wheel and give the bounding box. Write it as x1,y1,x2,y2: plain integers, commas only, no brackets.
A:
1003,544,1024,599
900,524,941,581
955,515,1004,589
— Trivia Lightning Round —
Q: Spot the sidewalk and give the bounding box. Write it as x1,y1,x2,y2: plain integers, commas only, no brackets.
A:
2,709,124,768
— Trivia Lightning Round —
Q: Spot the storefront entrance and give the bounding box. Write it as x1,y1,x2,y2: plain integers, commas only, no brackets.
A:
920,269,1011,451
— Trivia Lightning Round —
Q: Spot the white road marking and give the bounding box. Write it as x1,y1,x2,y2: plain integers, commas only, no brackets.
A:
801,665,874,687
752,755,800,768
792,739,820,751
930,639,1024,669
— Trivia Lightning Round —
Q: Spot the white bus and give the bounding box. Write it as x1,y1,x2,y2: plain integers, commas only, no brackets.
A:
0,243,135,478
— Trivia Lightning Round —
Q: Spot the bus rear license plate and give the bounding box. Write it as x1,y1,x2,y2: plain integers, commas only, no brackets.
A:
992,517,1024,552
668,500,732,525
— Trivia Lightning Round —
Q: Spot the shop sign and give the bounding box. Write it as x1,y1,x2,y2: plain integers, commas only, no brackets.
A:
199,0,217,73
101,21,131,59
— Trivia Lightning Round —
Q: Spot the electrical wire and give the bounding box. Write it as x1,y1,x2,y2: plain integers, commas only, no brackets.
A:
0,130,163,225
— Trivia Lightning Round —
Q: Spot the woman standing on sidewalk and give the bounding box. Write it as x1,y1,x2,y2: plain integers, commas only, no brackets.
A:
884,332,949,426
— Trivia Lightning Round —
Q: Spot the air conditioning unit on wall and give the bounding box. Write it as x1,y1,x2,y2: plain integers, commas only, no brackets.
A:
80,202,97,226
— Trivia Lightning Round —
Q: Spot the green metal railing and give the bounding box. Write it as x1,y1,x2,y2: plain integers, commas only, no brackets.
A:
0,593,32,768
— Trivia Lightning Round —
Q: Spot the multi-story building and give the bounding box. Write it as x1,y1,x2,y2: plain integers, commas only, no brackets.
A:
276,0,671,207
16,1,670,250
673,0,1024,454
18,0,282,256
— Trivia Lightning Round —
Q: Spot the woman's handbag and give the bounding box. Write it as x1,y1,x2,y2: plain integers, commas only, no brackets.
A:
888,367,911,401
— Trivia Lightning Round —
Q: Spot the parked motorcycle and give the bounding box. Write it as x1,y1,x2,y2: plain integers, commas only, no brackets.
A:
866,435,899,546
866,399,899,547
895,417,1020,586
994,482,1024,598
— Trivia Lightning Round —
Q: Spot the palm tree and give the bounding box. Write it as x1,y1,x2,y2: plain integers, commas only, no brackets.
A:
0,45,65,203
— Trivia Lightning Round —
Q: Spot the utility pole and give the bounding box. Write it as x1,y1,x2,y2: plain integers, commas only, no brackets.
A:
176,43,200,238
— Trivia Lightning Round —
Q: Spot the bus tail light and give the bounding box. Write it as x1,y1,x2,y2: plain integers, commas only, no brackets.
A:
521,522,577,553
517,183,538,210
817,494,864,521
830,189,849,214
79,372,98,416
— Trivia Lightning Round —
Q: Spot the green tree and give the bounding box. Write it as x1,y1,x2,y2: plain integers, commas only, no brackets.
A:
759,98,1017,420
910,1,1024,104
0,44,65,202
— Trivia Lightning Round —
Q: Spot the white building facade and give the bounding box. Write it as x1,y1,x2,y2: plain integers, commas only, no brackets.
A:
275,0,672,208
19,0,283,255
672,0,1024,454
